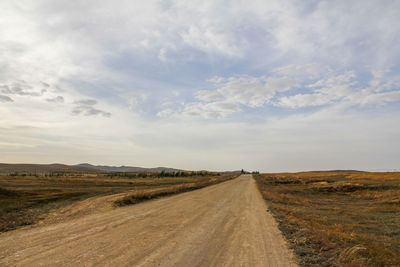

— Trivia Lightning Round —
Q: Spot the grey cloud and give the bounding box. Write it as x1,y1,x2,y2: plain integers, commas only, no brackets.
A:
72,99,111,117
41,81,50,87
46,96,64,103
0,83,46,96
72,107,112,117
0,95,13,102
74,99,97,106
52,85,64,93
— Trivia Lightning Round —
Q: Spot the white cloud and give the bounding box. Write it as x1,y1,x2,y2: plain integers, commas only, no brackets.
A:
181,25,243,57
275,70,357,108
272,63,323,79
277,93,333,108
358,91,400,106
158,48,168,62
163,74,299,119
369,69,400,92
276,70,400,108
156,108,174,118
195,90,222,102
128,92,148,109
269,1,400,68
182,101,242,119
165,68,400,116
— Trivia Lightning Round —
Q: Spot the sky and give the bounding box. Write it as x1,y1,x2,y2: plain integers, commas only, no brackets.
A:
1,0,400,172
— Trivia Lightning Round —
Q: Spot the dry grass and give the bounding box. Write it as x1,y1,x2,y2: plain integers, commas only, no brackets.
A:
0,175,135,232
254,172,400,267
114,174,237,206
0,173,237,232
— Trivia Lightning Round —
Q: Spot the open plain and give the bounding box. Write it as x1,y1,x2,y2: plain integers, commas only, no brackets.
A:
0,175,297,266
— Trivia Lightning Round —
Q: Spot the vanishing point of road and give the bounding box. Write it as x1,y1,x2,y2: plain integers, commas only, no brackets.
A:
0,175,297,266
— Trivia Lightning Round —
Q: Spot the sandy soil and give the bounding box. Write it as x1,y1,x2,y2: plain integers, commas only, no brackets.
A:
0,175,297,266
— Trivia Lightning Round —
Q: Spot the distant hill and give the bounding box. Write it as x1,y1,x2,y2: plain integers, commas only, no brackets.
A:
305,170,366,173
76,163,182,173
0,163,228,175
0,163,97,174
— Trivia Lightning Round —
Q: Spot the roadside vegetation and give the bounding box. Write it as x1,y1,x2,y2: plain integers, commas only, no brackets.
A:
0,172,237,232
115,174,237,206
105,170,219,178
254,171,400,267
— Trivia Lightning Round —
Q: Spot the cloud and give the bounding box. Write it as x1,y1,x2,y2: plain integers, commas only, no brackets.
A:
158,48,168,62
182,101,241,119
72,99,111,117
46,96,64,103
275,70,400,108
268,1,400,68
41,81,50,88
0,83,46,97
369,69,400,92
195,74,297,115
128,92,148,109
195,90,222,102
181,25,243,57
358,91,400,106
162,68,308,118
158,73,299,119
74,99,97,106
275,70,356,108
160,67,400,118
209,74,298,108
156,108,174,118
0,95,13,102
276,93,333,108
272,63,323,79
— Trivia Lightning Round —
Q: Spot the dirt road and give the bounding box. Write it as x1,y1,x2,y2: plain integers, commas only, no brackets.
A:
0,175,297,266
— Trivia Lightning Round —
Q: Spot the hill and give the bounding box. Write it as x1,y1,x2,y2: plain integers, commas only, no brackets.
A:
0,163,96,174
76,163,182,173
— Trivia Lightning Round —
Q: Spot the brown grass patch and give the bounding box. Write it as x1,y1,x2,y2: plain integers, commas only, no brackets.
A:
114,174,237,206
254,172,400,267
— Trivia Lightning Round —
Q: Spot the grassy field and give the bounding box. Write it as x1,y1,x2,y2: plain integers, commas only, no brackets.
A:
0,172,237,232
254,171,400,267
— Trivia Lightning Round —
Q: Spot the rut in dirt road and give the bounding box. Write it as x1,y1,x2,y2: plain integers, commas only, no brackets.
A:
0,175,297,266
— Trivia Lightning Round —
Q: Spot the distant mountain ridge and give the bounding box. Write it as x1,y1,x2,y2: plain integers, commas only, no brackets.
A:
0,163,96,174
76,163,182,173
0,163,183,174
